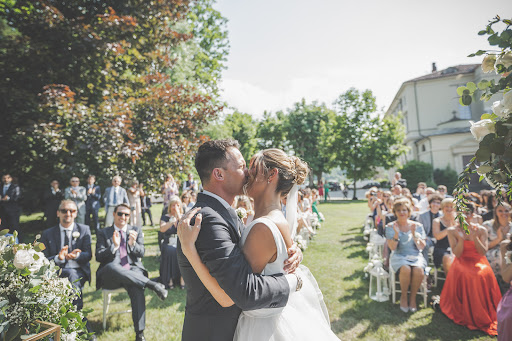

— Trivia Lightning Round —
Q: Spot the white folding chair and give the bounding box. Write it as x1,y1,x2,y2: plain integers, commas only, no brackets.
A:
102,288,132,330
388,254,431,308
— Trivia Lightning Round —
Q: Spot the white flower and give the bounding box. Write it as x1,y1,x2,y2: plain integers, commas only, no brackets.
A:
492,101,508,118
469,119,495,141
13,249,33,269
482,54,497,73
505,251,512,265
496,52,512,69
414,232,422,240
72,231,80,240
61,331,77,341
235,207,247,220
28,250,48,272
502,91,512,111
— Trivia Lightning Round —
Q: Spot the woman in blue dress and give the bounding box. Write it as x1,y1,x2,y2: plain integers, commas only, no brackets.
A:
386,198,427,313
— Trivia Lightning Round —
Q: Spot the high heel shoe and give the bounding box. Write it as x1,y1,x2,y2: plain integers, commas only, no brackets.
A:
409,307,417,313
400,306,409,313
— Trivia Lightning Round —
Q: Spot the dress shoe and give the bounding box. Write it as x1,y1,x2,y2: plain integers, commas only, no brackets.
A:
151,282,168,301
400,305,409,313
135,331,146,341
409,307,417,313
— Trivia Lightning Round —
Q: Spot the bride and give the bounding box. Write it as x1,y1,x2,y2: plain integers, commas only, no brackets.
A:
178,148,339,340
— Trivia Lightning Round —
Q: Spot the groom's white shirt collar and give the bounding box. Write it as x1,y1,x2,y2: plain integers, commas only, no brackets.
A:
202,190,233,210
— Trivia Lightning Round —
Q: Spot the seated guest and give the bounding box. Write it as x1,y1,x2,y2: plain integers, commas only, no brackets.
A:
441,206,501,336
235,195,254,225
484,203,512,277
417,187,435,213
96,204,168,341
432,198,456,274
386,198,427,312
159,196,185,289
437,185,452,198
40,199,94,336
418,194,443,262
181,191,192,213
498,238,512,339
482,191,497,222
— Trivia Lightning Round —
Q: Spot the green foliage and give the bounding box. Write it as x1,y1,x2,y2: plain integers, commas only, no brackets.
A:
0,0,228,210
224,111,258,161
256,110,289,151
326,88,407,198
433,166,458,193
398,161,435,191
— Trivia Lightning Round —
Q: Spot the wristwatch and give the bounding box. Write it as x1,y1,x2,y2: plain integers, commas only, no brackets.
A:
294,273,303,291
393,236,399,242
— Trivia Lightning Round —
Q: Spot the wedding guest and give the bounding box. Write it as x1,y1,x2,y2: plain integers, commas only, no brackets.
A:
161,173,179,213
417,187,435,213
484,203,512,278
497,238,512,339
182,173,198,193
104,176,129,228
483,192,497,222
386,198,427,312
181,191,192,213
441,206,501,336
391,184,402,196
43,179,64,228
127,180,143,228
432,198,456,274
65,177,87,224
189,191,197,209
318,180,324,200
159,196,184,289
85,175,101,232
40,200,92,312
0,174,21,234
235,195,254,225
140,185,154,226
96,204,168,341
412,182,427,201
418,194,443,261
437,185,452,198
391,172,402,186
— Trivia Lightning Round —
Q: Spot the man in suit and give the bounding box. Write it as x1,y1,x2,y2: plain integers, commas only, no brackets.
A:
139,184,153,226
104,176,129,227
65,177,87,224
40,199,95,338
0,174,21,234
182,173,197,193
96,203,167,341
177,139,303,341
43,180,64,228
418,194,443,261
85,175,101,232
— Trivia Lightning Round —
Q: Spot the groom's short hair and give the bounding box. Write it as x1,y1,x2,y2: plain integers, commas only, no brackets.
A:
195,139,240,185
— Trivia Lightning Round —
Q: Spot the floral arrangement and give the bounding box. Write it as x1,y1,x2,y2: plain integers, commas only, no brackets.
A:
294,235,308,251
363,254,385,274
0,230,88,341
455,15,512,231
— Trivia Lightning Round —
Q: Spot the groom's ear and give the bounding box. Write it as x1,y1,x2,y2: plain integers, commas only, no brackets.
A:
212,168,224,181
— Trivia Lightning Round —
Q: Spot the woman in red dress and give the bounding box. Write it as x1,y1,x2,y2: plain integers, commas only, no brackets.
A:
440,205,502,336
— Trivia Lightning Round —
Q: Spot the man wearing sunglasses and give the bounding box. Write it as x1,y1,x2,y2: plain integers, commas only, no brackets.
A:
40,199,94,338
96,203,168,341
64,176,87,224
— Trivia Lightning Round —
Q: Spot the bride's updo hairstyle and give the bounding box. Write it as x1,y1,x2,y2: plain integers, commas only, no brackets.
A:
250,149,308,196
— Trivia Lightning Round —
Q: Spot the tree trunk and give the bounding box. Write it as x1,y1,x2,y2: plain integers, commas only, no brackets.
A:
352,168,358,200
315,170,323,188
308,169,315,188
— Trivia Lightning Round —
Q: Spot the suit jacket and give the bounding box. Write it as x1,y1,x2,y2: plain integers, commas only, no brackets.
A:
85,185,101,209
64,187,87,215
177,193,289,320
0,183,21,210
418,210,442,239
40,223,92,282
95,224,147,290
43,188,64,218
103,186,129,207
140,196,152,209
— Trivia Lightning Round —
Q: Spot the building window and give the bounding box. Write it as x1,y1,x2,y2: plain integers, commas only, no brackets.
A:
421,144,426,152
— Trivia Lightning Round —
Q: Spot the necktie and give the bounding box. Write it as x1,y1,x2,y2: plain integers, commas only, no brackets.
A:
119,231,130,269
113,188,117,205
64,230,70,249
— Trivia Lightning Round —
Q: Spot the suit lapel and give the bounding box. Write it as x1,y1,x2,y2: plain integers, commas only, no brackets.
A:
53,225,62,254
197,193,240,242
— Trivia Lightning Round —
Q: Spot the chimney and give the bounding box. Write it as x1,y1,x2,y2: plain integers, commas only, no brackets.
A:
432,62,437,73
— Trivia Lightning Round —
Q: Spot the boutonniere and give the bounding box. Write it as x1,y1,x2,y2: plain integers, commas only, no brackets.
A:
236,207,247,220
72,231,80,240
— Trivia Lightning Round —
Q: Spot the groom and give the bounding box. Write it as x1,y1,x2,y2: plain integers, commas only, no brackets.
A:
177,139,303,341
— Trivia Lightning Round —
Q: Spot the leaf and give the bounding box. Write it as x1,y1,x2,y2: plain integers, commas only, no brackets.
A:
481,113,492,120
479,133,495,146
461,94,472,106
466,82,477,92
491,140,505,155
478,80,490,90
0,229,8,236
5,325,21,341
475,146,491,162
488,34,501,46
478,30,487,35
477,165,493,174
456,86,468,96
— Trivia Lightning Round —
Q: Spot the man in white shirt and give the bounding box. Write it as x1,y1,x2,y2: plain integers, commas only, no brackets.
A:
418,187,436,213
64,177,87,224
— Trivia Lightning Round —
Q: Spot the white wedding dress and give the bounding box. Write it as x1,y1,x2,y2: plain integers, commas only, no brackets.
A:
234,217,339,341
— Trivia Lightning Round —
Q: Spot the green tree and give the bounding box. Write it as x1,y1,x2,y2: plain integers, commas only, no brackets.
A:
285,99,336,185
327,88,406,199
434,166,458,193
223,111,258,161
256,110,288,151
399,161,436,191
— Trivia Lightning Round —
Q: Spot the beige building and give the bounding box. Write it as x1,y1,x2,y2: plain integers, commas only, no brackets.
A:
385,63,499,189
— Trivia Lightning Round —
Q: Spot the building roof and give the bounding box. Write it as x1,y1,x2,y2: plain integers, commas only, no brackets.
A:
415,127,471,142
405,64,480,83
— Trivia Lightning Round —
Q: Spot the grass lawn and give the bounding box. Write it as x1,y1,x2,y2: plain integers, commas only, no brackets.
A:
19,202,496,340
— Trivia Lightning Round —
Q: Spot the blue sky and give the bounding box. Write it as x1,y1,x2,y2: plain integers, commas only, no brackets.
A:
215,0,512,118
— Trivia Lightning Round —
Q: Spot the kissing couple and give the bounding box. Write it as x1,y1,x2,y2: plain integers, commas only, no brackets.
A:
177,139,339,340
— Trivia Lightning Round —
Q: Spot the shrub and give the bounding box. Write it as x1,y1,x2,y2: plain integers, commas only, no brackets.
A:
398,160,436,191
434,166,458,193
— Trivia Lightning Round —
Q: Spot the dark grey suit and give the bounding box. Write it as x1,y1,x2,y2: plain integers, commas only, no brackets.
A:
96,225,148,332
177,193,290,341
418,210,441,261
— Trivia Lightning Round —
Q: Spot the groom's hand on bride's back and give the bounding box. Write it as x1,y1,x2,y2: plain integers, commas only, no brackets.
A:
177,207,202,250
284,243,303,273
